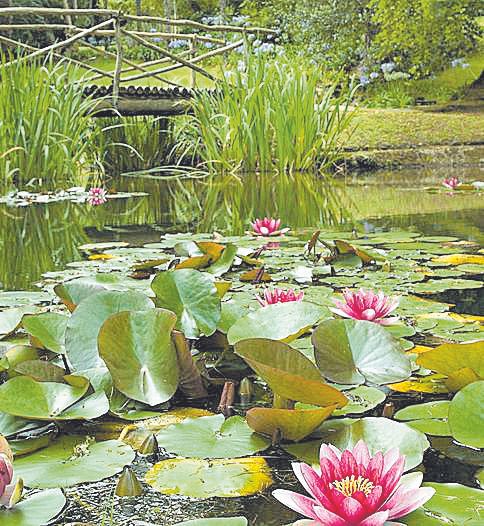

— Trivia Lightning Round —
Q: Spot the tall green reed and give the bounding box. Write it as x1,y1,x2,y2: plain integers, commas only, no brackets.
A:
173,56,355,174
0,54,102,191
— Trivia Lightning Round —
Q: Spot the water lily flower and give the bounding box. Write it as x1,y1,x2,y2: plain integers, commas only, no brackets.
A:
87,187,107,206
251,217,289,237
273,440,435,526
257,287,304,307
0,435,22,509
330,288,399,325
442,177,460,190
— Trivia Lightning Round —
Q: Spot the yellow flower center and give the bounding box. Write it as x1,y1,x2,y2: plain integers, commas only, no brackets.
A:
331,475,374,497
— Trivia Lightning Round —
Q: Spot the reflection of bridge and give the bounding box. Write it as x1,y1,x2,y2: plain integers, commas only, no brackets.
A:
0,7,275,115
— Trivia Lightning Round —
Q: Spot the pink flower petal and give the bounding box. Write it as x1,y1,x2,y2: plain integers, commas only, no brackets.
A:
272,489,318,520
359,510,390,526
385,487,435,520
312,505,348,526
339,496,366,522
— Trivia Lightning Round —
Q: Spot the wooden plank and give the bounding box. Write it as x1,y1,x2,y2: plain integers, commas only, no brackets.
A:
0,7,117,17
90,96,191,117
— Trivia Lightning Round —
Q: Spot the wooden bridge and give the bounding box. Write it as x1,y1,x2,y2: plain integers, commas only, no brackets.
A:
0,7,275,116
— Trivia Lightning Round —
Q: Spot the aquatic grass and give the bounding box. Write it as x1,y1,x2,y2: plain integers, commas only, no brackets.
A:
94,116,174,176
0,53,102,192
174,56,356,174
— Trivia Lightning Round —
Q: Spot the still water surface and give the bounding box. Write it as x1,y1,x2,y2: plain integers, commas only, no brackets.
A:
0,166,482,291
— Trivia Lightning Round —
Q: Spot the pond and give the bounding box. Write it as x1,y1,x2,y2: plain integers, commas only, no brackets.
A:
0,164,483,526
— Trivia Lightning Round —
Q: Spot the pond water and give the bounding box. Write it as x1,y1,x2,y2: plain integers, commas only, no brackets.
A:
1,165,482,292
1,164,483,526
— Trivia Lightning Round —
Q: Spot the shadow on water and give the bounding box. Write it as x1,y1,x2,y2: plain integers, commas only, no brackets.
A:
0,165,483,290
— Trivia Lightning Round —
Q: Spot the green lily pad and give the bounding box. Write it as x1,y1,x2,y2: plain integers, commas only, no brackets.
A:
292,417,428,471
395,401,451,436
14,436,135,488
448,380,484,448
156,414,270,458
332,385,386,416
228,302,325,345
0,307,37,340
0,291,50,309
145,456,272,498
234,338,347,407
22,312,68,354
98,309,179,406
0,412,45,438
218,301,250,334
0,489,66,526
312,319,412,385
54,278,107,311
152,269,221,338
476,468,484,489
65,289,154,371
400,482,484,525
206,244,238,276
0,376,88,420
412,278,482,294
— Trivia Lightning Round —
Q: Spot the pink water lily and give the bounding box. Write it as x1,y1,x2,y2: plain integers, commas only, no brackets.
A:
257,287,304,307
442,177,460,190
87,187,107,206
0,435,22,509
273,440,435,526
330,288,399,325
251,217,290,237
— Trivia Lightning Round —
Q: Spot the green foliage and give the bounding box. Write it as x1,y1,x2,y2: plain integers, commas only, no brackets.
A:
175,56,354,173
0,56,102,191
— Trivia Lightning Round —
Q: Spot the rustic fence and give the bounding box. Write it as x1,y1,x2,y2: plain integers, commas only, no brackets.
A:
0,7,276,109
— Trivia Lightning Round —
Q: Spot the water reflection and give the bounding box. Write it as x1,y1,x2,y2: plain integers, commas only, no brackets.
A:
0,165,482,291
0,171,353,290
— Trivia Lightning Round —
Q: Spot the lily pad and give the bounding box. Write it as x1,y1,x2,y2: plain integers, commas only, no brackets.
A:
395,401,451,436
14,436,135,488
65,289,154,371
145,456,272,498
98,309,179,406
314,417,429,470
151,269,221,338
22,312,68,354
312,319,412,385
331,385,386,416
234,338,347,407
156,414,270,458
228,302,325,345
400,482,484,525
0,488,66,526
0,307,37,339
246,406,336,442
0,376,88,420
448,380,484,448
174,519,248,526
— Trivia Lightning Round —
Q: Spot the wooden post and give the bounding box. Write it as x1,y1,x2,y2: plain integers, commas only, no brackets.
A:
190,37,196,89
113,15,122,108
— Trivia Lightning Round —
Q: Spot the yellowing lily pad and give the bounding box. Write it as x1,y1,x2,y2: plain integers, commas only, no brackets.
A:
431,254,484,266
145,456,272,498
389,374,449,394
246,406,336,441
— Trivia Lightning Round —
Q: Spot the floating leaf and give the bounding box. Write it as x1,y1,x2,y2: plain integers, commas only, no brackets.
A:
22,312,68,354
152,269,220,338
389,374,449,394
317,417,429,470
0,307,36,339
395,401,451,436
0,488,66,526
0,412,44,438
400,482,484,525
206,244,238,276
145,456,272,498
312,319,412,385
331,386,386,416
14,436,135,488
65,289,154,371
234,338,347,407
416,342,484,391
228,303,325,345
14,360,66,383
246,406,336,441
412,278,482,294
431,254,484,266
155,415,270,458
0,376,88,420
448,380,484,448
98,309,179,406
174,519,248,526
54,278,107,311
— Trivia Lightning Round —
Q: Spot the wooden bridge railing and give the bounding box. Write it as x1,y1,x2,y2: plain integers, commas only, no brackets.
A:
0,7,276,108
